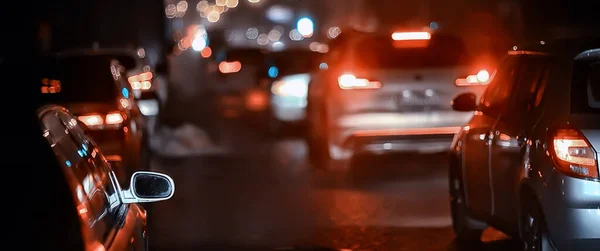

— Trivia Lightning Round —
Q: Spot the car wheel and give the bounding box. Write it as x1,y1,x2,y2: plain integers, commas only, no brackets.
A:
449,158,486,242
521,200,555,251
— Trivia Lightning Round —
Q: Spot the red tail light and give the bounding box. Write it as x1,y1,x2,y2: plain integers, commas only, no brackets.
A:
219,61,242,74
128,72,153,90
77,112,125,129
455,69,490,86
338,74,381,90
549,128,598,179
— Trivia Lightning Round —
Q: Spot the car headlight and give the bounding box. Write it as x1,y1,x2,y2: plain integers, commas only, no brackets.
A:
271,74,310,98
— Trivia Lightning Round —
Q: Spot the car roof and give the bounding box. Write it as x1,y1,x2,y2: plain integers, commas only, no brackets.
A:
514,36,600,59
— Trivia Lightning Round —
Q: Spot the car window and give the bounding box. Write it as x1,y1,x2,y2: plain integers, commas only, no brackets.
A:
479,56,519,117
571,57,600,114
511,56,552,113
350,35,470,69
40,108,123,246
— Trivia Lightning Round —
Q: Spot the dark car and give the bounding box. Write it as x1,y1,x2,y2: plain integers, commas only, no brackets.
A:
215,47,271,119
34,104,174,250
40,51,150,184
449,37,600,251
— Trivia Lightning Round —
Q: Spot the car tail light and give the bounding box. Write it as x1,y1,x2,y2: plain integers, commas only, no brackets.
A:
455,69,490,86
105,112,124,125
77,112,125,129
549,128,598,179
338,74,381,90
391,31,431,41
219,61,242,74
128,72,153,90
78,115,104,127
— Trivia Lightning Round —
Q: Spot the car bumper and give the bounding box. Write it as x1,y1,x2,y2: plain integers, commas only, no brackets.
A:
328,111,471,159
540,172,600,251
271,96,307,122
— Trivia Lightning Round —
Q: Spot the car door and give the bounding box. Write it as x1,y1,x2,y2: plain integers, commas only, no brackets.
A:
40,106,147,251
490,55,552,223
463,56,519,216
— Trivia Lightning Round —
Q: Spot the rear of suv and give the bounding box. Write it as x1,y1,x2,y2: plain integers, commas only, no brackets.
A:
306,31,493,168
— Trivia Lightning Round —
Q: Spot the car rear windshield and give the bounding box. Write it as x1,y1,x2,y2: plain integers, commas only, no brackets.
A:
351,35,471,69
42,54,134,103
571,57,599,114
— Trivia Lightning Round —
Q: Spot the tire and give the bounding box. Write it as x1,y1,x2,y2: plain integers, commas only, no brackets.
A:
520,197,556,251
449,158,487,242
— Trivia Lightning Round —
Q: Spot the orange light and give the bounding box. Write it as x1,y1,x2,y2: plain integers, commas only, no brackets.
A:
551,128,598,179
201,47,212,58
219,61,242,74
391,31,431,41
78,115,104,127
246,90,267,111
455,69,491,86
128,72,153,90
105,112,124,125
338,74,381,90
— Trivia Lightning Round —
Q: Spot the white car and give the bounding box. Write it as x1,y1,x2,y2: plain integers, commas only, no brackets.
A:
267,49,321,132
306,31,494,169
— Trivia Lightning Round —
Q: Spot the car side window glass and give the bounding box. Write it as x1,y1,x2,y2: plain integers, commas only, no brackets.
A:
42,109,120,245
479,56,519,116
511,57,551,113
57,111,123,211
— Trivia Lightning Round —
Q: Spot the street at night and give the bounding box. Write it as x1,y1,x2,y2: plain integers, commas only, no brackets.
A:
146,99,521,250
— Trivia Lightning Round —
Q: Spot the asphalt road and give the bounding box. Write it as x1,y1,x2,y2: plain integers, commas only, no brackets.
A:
145,117,523,251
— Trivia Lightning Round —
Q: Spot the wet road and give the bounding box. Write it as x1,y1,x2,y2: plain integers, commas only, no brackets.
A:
146,117,522,251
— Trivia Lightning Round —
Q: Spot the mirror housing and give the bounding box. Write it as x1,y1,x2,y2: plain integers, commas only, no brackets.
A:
121,171,175,203
451,92,478,112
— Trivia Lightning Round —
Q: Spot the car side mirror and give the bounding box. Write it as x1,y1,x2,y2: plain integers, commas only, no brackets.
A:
121,171,175,203
451,92,477,112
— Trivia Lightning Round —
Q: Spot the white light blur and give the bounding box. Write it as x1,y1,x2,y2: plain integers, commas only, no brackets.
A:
266,5,293,23
272,41,285,51
297,17,314,37
226,0,239,8
327,26,341,39
192,36,207,51
246,28,259,39
289,29,303,41
248,0,260,3
268,29,282,41
257,33,269,45
207,10,220,22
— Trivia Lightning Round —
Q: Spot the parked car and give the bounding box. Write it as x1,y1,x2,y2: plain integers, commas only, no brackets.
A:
449,37,599,251
35,104,174,250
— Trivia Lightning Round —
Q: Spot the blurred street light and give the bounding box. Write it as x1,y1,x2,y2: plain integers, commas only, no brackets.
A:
297,17,314,37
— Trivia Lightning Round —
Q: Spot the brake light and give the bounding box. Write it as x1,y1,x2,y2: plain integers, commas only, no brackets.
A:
338,74,381,90
77,112,125,129
105,112,124,125
550,128,598,179
78,115,104,127
219,61,242,74
391,32,431,41
128,72,153,90
455,69,490,86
